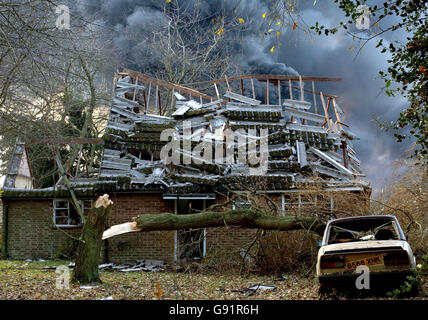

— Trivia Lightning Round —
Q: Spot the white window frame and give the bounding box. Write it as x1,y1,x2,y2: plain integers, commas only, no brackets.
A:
53,199,92,227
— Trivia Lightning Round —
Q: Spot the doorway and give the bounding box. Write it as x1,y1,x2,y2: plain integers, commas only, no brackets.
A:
175,199,206,264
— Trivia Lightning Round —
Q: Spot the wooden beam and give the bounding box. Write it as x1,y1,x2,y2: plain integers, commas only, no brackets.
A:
312,81,317,114
225,75,231,91
143,89,148,114
132,76,138,101
158,87,162,115
184,74,342,85
146,81,152,110
122,68,214,102
214,83,220,100
341,141,349,168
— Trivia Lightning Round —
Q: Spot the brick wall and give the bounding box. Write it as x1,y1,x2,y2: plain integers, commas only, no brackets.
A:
3,194,176,265
106,193,175,265
2,190,370,265
5,200,81,260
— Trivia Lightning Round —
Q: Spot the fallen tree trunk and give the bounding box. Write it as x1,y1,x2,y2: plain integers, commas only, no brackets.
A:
73,195,113,284
103,209,325,239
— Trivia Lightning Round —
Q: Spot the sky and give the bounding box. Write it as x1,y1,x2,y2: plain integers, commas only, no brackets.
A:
0,1,413,193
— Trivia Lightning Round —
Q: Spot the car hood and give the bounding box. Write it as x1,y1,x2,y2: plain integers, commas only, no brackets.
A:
321,240,406,255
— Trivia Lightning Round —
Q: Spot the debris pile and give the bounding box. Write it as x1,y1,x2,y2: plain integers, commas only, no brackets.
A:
89,70,368,195
2,69,370,199
40,260,165,272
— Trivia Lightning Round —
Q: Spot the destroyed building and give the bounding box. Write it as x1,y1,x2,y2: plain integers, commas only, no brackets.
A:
1,69,370,265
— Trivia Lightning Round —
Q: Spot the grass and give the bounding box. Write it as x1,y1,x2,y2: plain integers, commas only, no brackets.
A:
0,260,426,300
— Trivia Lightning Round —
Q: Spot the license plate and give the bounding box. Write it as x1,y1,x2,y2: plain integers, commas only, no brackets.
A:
344,254,383,271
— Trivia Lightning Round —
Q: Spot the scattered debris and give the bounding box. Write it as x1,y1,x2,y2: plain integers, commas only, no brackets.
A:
232,284,277,296
97,260,166,272
80,285,100,290
246,284,277,291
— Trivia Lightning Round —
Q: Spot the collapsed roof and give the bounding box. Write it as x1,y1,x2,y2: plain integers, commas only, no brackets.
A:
2,69,370,197
96,69,369,195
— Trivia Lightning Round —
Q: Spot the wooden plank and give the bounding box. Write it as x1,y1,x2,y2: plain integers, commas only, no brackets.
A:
296,141,308,167
311,81,317,114
107,121,134,131
310,163,347,180
299,76,304,101
170,89,175,109
174,91,186,100
111,106,140,120
101,161,131,171
341,141,348,168
113,96,141,108
202,99,223,108
320,92,329,127
132,76,138,101
277,80,281,105
282,106,325,123
172,105,190,116
224,91,261,105
282,99,311,111
309,147,354,176
146,82,152,110
251,78,256,100
225,75,231,91
104,149,121,156
143,89,148,113
123,69,215,101
184,74,342,85
288,80,293,99
103,156,132,165
158,86,162,115
155,86,159,110
99,169,130,177
214,83,220,100
332,98,343,129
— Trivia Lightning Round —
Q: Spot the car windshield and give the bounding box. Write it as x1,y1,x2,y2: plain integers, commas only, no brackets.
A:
327,217,400,244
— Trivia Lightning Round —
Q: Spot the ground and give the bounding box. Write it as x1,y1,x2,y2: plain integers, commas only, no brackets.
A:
0,260,426,300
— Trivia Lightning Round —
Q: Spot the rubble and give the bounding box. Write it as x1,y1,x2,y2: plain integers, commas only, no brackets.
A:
80,69,366,196
98,260,166,272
